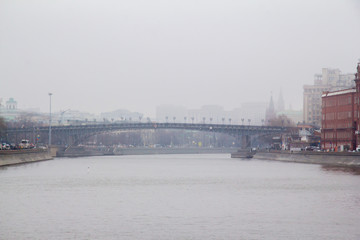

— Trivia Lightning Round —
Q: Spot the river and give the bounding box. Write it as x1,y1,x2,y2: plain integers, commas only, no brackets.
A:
1,154,360,240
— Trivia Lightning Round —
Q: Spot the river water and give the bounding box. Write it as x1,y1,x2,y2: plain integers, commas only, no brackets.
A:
1,154,360,240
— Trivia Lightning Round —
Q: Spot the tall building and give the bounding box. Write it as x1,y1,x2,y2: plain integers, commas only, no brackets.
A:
303,84,331,126
303,68,355,127
321,63,360,151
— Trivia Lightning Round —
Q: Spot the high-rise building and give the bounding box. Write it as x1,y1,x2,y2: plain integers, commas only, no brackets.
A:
303,84,331,126
303,68,355,127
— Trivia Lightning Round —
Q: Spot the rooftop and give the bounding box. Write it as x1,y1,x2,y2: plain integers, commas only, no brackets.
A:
322,88,356,97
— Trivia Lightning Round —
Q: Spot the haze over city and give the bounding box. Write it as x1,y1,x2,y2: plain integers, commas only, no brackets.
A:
1,0,359,117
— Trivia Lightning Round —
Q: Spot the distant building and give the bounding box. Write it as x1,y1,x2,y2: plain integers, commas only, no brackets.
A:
265,95,276,124
277,109,303,125
303,68,355,127
277,89,285,112
236,102,267,125
100,109,142,122
321,63,360,151
187,105,227,124
0,97,21,121
156,105,188,123
303,84,331,126
6,98,17,110
156,104,266,125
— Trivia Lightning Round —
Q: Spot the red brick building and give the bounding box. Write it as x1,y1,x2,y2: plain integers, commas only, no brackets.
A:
321,63,360,151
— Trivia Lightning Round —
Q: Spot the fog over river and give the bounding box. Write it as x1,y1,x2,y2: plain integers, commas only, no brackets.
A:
1,154,360,240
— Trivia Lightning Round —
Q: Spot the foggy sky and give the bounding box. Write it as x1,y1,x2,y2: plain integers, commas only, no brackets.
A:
1,0,359,117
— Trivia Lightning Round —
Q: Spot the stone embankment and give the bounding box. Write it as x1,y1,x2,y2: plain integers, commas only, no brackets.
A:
0,149,53,167
57,146,237,157
251,150,360,167
114,147,236,156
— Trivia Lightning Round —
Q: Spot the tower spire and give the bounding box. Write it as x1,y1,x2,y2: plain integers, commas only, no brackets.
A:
265,92,276,124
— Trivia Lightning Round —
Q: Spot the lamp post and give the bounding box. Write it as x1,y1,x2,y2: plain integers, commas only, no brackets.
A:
48,93,52,148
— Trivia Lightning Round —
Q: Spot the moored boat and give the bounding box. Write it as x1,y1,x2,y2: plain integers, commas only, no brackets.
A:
231,149,256,159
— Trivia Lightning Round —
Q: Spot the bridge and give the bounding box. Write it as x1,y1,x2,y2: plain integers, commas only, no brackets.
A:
2,122,292,147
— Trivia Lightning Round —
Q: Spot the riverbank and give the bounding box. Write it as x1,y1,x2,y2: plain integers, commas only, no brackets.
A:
57,146,237,158
0,149,53,167
233,150,360,167
114,147,236,156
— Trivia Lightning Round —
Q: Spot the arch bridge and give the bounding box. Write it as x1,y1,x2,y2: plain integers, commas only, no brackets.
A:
3,122,293,147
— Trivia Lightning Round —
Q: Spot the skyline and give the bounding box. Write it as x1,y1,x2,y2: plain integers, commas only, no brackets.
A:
1,0,359,117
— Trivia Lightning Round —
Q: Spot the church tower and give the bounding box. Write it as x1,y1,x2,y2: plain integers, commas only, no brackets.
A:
265,94,276,124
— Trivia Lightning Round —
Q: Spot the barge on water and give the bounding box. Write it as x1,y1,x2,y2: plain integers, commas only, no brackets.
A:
231,149,256,159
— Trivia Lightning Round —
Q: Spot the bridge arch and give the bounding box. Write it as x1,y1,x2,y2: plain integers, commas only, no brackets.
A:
3,122,290,148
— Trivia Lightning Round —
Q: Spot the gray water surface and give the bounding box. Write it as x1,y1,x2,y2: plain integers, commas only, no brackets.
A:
1,154,360,240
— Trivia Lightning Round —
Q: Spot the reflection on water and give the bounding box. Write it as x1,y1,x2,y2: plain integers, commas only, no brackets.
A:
1,154,360,240
321,165,360,175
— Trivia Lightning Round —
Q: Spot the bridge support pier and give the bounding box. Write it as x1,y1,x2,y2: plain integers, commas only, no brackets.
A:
241,135,251,149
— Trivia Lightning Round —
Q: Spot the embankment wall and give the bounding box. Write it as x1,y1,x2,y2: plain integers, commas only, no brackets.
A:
114,147,236,155
0,149,53,167
254,150,360,166
57,146,237,157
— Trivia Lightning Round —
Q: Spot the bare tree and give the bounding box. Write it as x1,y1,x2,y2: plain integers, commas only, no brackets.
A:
0,116,6,133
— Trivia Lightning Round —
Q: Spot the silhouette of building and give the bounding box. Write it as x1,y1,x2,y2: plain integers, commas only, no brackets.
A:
6,98,17,110
265,94,276,124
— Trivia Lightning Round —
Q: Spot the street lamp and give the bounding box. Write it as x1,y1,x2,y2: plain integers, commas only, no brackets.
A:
48,93,52,148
